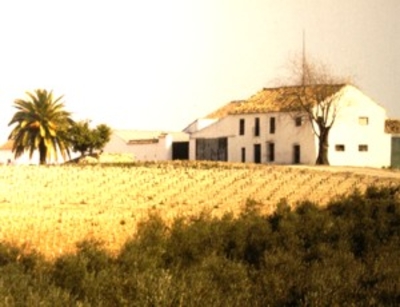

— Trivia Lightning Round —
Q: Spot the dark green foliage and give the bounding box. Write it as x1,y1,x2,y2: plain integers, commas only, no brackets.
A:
1,185,400,305
0,243,75,306
67,121,111,157
0,244,20,267
8,89,74,164
51,240,116,304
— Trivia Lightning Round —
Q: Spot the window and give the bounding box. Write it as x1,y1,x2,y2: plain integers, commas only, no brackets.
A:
269,117,276,134
359,117,369,125
267,142,275,162
295,117,302,127
241,147,246,162
254,117,260,136
335,144,345,152
239,119,245,135
359,145,368,152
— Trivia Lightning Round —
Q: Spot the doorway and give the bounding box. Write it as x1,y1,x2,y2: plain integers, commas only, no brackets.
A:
293,145,301,164
254,144,261,163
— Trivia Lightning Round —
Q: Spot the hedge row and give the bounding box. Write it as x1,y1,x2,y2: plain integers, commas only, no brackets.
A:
1,186,400,306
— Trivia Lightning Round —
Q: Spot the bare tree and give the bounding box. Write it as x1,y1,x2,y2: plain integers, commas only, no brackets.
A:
277,55,352,165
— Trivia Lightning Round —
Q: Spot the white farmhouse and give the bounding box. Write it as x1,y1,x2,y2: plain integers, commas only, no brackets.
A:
185,84,391,168
102,130,190,161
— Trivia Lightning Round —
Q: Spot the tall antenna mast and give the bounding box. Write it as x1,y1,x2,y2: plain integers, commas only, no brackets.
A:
302,29,306,85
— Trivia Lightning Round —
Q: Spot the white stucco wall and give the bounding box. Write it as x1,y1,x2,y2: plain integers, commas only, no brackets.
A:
103,134,174,161
229,113,316,164
190,112,316,164
129,135,173,161
102,134,136,158
324,86,391,168
184,119,218,134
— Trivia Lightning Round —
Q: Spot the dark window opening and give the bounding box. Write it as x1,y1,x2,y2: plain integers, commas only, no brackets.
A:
239,119,245,135
359,117,369,125
241,147,246,162
335,144,345,152
359,145,368,152
269,117,276,134
295,117,302,127
254,117,260,136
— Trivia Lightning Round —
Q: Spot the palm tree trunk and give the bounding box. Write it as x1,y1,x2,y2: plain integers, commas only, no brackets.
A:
316,126,330,165
39,140,47,165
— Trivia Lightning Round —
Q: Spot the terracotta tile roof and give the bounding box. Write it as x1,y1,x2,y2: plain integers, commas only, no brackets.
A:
0,140,14,150
385,119,400,134
206,100,246,119
206,84,346,118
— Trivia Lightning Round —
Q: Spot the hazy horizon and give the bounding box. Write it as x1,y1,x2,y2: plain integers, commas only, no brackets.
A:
0,0,398,142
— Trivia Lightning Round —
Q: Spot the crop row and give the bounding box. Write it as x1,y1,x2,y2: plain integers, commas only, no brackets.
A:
0,162,398,258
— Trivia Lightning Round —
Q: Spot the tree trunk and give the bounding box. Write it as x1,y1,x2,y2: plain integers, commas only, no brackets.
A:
316,126,330,165
39,140,47,165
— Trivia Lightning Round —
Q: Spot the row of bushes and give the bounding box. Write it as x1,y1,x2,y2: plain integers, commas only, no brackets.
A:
1,186,400,306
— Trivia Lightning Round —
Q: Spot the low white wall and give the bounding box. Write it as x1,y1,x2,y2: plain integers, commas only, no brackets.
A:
103,134,174,161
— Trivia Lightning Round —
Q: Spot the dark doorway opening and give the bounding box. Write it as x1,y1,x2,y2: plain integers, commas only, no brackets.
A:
241,147,246,163
254,144,261,164
196,138,228,161
267,142,275,162
293,144,301,164
172,142,189,160
391,137,400,168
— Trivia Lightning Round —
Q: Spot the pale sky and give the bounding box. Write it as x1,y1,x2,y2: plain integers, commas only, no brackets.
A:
0,0,399,142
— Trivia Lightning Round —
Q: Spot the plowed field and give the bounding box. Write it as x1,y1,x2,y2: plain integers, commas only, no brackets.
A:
0,161,399,259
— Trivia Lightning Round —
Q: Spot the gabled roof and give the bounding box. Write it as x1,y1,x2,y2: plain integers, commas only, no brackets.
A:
113,130,189,144
206,100,247,119
205,84,346,118
385,119,400,134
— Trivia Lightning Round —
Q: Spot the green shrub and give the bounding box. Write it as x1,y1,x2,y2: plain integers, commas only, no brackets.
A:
163,213,227,268
1,185,400,305
51,240,115,304
0,243,20,267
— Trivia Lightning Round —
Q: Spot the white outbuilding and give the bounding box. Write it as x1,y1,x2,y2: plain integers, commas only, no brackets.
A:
102,130,190,161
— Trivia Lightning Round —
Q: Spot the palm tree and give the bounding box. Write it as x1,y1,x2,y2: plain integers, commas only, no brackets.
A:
8,89,74,165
